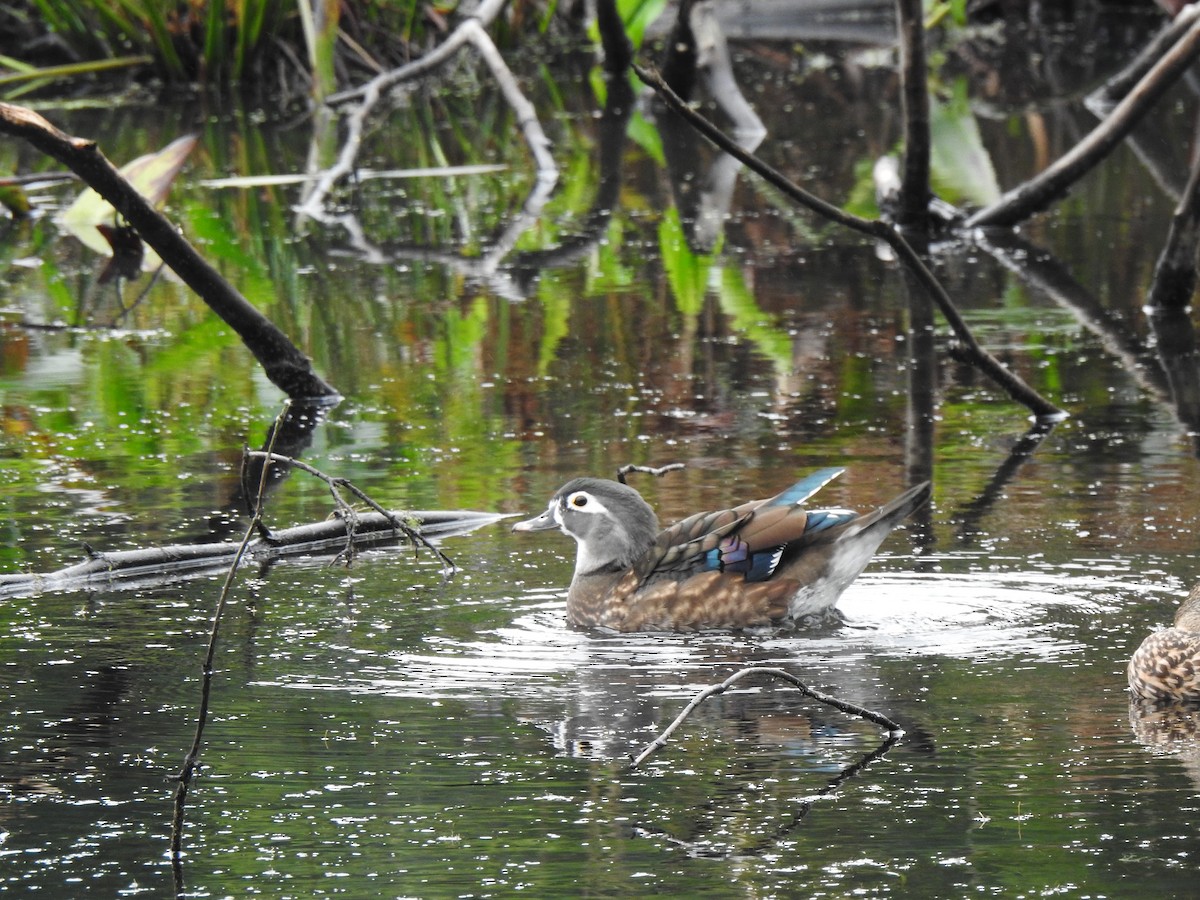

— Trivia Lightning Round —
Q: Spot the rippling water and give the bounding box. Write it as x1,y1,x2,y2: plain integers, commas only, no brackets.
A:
6,5,1200,896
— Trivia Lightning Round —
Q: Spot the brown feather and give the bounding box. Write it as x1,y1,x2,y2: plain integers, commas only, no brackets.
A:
575,569,795,632
732,504,814,551
1128,584,1200,701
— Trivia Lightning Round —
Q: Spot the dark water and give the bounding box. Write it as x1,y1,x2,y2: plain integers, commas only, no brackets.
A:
4,7,1200,896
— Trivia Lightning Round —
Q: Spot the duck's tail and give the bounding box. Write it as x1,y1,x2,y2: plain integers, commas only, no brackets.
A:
784,481,931,621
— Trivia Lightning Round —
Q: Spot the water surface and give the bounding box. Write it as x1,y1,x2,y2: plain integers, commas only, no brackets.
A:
3,7,1200,896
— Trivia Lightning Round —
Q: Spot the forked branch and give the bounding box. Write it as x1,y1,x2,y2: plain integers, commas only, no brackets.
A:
630,666,903,769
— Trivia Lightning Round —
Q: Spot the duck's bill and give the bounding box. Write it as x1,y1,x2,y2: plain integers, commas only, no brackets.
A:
512,509,559,532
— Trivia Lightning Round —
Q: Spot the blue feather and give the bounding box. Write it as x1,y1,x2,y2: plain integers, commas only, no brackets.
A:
705,537,784,581
746,548,783,581
769,467,844,507
805,509,858,533
705,535,751,572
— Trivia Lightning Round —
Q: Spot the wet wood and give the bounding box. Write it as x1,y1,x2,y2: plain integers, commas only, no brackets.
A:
0,509,509,600
1146,148,1200,311
895,0,930,231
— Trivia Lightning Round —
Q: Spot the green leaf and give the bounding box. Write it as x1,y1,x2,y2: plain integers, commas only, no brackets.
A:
930,79,1000,206
60,134,198,258
659,206,713,316
0,183,31,217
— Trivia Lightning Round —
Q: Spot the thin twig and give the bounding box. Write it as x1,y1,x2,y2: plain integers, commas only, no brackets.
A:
633,63,1066,423
170,402,291,877
109,260,166,327
616,463,685,485
244,450,456,572
629,666,903,769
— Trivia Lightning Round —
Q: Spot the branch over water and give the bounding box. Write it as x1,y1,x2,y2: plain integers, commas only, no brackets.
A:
0,103,337,400
632,65,1066,423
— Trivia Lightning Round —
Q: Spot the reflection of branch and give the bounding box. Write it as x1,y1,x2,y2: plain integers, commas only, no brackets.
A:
1146,306,1200,449
976,231,1170,400
0,103,337,400
630,666,902,769
634,730,901,857
335,75,635,298
633,64,1066,421
172,404,287,879
594,0,633,73
217,400,330,535
951,422,1055,545
896,0,931,230
657,1,765,253
979,230,1200,448
300,0,557,220
1088,5,1200,113
967,15,1200,229
331,170,558,301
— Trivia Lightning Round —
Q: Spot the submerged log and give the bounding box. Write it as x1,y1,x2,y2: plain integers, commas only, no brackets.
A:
0,509,510,600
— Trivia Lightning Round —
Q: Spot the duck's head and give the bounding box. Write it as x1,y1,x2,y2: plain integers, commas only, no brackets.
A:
513,477,660,575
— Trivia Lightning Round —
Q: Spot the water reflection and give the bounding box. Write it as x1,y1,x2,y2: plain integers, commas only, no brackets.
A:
1128,700,1200,799
258,564,1120,766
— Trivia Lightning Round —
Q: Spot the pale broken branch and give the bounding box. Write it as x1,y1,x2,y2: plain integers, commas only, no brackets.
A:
297,0,556,220
616,463,686,485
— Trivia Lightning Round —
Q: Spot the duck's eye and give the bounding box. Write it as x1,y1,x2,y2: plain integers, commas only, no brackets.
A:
570,493,589,508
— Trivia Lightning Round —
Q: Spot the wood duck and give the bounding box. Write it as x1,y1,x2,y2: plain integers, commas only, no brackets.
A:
513,468,931,632
1128,584,1200,702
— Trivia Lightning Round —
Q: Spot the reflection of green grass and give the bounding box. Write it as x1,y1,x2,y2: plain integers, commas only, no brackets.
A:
10,0,442,86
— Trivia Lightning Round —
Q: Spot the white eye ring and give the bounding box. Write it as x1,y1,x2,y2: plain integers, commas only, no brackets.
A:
563,490,608,515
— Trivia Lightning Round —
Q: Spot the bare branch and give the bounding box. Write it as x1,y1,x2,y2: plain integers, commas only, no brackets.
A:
630,666,903,769
245,451,457,572
616,463,686,485
966,14,1200,229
